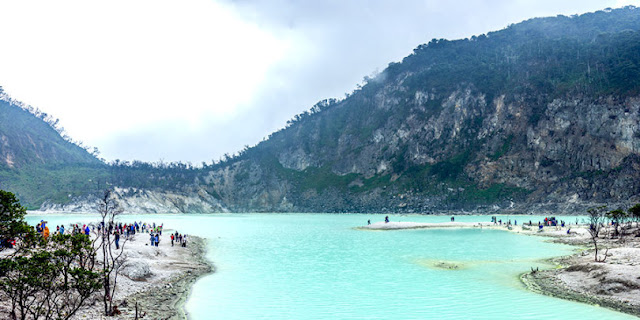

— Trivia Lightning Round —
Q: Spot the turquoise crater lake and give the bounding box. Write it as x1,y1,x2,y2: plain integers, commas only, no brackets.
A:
27,213,636,319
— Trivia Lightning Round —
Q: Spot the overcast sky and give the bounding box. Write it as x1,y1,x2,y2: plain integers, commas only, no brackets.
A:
0,0,637,164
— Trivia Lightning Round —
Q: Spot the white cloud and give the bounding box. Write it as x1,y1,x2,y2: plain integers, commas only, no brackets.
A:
0,0,287,152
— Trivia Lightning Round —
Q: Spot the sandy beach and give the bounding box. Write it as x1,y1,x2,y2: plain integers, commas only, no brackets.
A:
107,231,212,320
0,230,213,320
360,221,494,230
85,231,212,320
520,230,640,317
361,219,640,317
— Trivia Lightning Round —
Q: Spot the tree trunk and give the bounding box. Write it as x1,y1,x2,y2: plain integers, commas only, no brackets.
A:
592,237,599,262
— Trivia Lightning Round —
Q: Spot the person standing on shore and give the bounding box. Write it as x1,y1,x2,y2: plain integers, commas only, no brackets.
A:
155,234,159,247
171,234,175,247
150,233,155,246
115,230,120,249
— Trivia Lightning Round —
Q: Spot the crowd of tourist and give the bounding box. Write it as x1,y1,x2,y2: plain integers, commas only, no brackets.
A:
0,214,198,254
18,220,191,250
170,232,189,247
489,216,573,229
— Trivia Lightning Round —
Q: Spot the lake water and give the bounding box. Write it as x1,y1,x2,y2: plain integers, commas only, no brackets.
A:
26,213,635,320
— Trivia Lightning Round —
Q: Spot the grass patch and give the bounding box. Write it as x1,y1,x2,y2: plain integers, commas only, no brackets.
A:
490,135,514,160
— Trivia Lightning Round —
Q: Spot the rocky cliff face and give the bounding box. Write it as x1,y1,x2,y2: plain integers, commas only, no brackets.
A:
189,89,640,214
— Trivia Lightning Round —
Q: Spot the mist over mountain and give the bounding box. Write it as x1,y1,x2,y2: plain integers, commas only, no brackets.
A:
3,6,640,214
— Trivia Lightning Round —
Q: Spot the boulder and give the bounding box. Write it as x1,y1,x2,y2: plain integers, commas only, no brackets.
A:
120,260,151,281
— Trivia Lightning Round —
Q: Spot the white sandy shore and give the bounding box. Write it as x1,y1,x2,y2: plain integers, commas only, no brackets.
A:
361,221,494,230
0,231,212,320
79,231,212,320
360,220,594,237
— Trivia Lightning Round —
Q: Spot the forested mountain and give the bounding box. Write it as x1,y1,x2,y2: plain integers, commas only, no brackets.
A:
0,92,216,210
4,6,640,213
0,90,108,207
0,89,102,168
184,6,640,214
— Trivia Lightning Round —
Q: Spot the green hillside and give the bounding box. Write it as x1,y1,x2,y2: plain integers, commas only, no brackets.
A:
0,89,107,208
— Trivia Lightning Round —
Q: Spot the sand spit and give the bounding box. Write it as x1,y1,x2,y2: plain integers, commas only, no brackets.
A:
360,220,640,317
89,232,212,320
359,221,494,230
116,234,212,320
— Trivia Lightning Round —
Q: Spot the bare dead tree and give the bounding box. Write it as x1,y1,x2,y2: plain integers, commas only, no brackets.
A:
96,190,128,316
587,206,608,262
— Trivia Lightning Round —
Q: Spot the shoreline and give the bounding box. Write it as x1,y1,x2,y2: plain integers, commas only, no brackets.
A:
518,244,640,318
360,220,640,318
521,261,640,318
121,235,213,320
26,210,596,217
